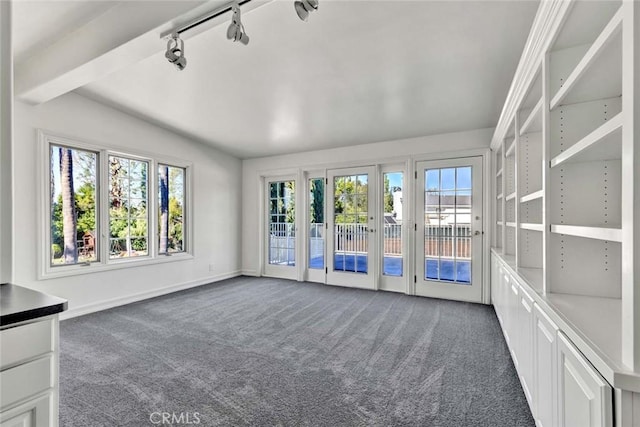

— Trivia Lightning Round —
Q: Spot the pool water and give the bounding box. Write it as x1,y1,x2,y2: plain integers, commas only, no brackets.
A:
309,255,471,283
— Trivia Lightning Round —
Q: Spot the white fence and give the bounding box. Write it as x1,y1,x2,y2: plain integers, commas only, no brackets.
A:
271,223,471,264
269,223,295,265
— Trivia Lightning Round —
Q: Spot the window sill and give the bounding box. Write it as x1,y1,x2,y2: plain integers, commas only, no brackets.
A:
39,253,194,280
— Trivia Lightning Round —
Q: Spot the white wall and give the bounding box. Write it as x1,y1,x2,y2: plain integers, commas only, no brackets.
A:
0,1,13,283
13,92,242,316
241,127,493,275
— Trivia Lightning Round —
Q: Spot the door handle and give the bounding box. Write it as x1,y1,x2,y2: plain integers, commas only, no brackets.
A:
474,230,483,236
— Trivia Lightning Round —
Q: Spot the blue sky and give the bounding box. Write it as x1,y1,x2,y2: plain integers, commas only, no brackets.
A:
426,167,471,191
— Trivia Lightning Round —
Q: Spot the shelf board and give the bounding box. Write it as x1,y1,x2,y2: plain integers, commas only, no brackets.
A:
520,190,543,203
519,98,543,135
550,113,622,167
502,253,516,269
506,222,517,228
552,1,622,51
519,267,543,294
551,224,622,242
505,192,517,201
496,193,503,200
521,223,543,232
550,8,623,109
496,221,504,226
544,292,621,381
496,168,503,178
505,140,516,157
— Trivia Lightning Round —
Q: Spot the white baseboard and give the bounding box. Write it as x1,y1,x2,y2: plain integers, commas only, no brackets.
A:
60,271,242,320
241,269,259,276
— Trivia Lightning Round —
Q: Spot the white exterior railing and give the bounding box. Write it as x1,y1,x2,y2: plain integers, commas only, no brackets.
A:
269,223,295,265
272,223,472,265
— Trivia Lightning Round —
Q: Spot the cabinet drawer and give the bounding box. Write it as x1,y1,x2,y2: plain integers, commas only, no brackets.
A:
0,356,53,411
0,319,53,369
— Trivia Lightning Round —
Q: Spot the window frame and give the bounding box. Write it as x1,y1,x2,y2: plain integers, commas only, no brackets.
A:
38,131,193,280
157,163,188,256
106,152,151,261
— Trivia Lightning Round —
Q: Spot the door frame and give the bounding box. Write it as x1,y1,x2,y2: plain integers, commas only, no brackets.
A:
263,174,298,280
414,156,484,303
326,166,377,290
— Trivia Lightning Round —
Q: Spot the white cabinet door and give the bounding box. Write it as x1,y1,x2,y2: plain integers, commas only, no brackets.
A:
517,285,535,409
534,303,558,427
507,274,520,368
557,333,612,427
492,257,504,326
499,266,512,345
0,393,53,427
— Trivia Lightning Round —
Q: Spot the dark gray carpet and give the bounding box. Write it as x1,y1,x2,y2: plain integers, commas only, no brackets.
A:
59,277,534,426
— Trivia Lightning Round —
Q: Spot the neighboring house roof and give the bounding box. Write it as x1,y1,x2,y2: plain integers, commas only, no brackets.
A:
425,194,471,208
383,213,397,224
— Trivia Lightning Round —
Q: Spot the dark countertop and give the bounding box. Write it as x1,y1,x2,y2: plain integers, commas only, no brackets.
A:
1,283,68,327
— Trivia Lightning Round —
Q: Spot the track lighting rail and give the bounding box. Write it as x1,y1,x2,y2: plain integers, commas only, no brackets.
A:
160,0,253,40
161,0,318,70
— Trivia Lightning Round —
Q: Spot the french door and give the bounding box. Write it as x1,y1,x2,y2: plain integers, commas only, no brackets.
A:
415,157,483,302
326,166,376,289
264,177,297,280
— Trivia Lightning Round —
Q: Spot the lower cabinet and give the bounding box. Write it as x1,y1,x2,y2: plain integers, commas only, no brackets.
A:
507,278,521,369
517,286,535,408
0,393,53,427
0,316,59,427
492,253,614,427
557,333,612,427
533,303,559,427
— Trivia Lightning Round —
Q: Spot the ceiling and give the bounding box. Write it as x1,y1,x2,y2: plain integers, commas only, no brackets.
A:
12,1,118,63
12,0,539,159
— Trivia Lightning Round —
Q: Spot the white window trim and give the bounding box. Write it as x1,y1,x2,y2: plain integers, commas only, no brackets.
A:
37,130,194,280
156,163,190,256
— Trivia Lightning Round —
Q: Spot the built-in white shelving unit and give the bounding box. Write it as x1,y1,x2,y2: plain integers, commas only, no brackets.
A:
520,190,543,204
490,1,640,425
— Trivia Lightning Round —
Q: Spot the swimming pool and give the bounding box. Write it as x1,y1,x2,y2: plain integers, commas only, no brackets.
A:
308,254,471,283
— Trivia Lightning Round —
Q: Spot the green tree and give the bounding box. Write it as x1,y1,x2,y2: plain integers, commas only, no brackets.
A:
333,177,367,223
310,179,324,223
76,182,96,235
59,147,78,263
285,181,295,224
159,165,169,253
384,175,394,213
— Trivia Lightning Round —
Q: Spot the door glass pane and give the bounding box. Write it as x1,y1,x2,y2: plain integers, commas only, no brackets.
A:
268,181,295,266
383,172,403,276
424,167,472,284
309,178,324,269
334,174,368,273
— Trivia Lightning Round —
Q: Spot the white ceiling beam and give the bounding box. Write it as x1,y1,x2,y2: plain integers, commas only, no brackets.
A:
15,0,271,105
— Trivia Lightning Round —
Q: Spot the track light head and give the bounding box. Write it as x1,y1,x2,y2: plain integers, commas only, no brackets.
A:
227,4,249,45
294,0,318,22
165,34,187,71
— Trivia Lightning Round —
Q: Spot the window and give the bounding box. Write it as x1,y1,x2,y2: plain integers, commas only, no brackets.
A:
268,181,295,266
308,178,324,269
158,164,185,254
109,155,149,259
50,145,98,266
383,172,403,276
42,133,191,277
